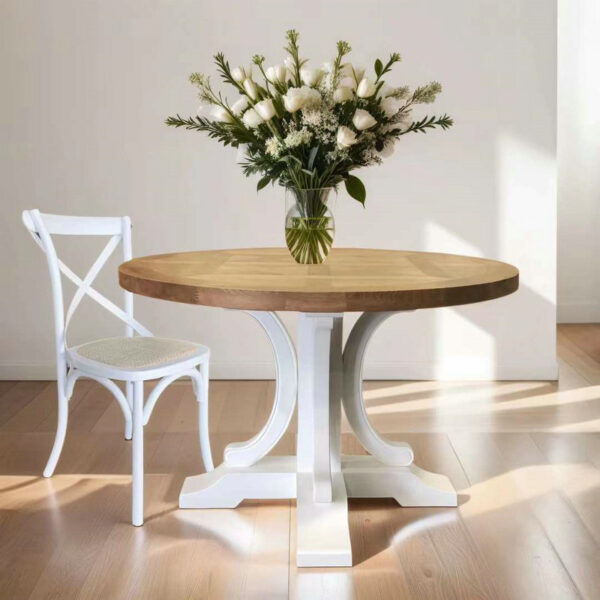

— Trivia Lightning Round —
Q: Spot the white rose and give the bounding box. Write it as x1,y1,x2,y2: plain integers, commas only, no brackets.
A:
381,96,401,118
242,108,263,128
337,126,358,148
243,79,259,100
254,98,276,121
300,67,324,87
339,77,357,91
266,64,287,83
283,86,321,113
210,105,233,123
283,88,305,112
333,86,354,103
230,96,249,116
302,86,322,108
232,66,251,82
352,108,377,130
231,67,245,82
378,140,395,158
357,78,377,98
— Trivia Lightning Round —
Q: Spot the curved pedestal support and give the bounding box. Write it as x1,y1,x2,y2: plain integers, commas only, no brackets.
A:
343,311,414,466
180,310,457,568
223,311,297,468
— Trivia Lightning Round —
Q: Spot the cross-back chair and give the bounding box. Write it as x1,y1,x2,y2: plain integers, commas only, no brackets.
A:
22,209,213,526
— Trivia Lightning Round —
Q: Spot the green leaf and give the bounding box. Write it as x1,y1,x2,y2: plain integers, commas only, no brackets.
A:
257,176,270,191
345,175,366,205
308,146,319,170
374,59,383,78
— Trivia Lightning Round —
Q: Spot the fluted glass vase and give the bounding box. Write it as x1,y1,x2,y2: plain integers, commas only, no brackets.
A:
284,188,335,265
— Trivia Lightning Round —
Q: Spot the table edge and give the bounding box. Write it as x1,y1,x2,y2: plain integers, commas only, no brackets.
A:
118,269,519,312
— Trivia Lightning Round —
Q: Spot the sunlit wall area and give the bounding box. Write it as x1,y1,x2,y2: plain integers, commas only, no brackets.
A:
0,0,558,380
557,0,600,323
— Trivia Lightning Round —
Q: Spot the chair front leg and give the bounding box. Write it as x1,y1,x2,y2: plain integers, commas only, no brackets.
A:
44,367,82,477
125,381,133,440
131,380,144,526
199,361,214,472
43,385,69,478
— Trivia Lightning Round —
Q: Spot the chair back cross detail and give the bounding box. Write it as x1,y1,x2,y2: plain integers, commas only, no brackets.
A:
22,209,151,357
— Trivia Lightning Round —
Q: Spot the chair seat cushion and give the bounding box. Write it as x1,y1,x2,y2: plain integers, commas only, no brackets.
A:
71,336,202,370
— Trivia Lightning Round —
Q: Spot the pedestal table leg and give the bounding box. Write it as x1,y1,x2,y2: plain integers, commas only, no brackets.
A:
296,313,352,567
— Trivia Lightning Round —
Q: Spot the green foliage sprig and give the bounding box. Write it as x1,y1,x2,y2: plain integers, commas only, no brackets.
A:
167,29,453,206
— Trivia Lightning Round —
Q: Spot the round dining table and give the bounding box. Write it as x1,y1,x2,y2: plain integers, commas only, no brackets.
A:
119,247,519,567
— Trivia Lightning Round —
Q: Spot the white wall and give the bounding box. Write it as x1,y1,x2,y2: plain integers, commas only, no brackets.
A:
0,0,557,380
557,0,600,323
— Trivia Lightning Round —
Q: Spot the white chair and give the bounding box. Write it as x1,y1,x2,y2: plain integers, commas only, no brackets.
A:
22,209,213,526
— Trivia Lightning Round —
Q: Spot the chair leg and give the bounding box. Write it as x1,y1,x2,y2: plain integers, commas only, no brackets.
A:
124,381,133,440
43,387,68,478
131,380,144,526
198,363,214,472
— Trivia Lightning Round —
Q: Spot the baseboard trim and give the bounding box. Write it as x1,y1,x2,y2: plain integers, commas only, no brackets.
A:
0,360,559,381
558,302,600,323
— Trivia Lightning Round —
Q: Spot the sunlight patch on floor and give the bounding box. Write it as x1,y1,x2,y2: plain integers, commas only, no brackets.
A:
364,381,558,414
459,463,600,518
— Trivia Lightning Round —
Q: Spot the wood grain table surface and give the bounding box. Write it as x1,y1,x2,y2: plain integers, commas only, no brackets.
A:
119,248,519,312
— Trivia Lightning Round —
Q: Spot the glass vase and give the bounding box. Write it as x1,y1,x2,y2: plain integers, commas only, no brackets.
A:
284,188,335,265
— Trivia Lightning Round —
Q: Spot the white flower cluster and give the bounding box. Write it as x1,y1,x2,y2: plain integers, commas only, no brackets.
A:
284,127,312,148
203,50,418,164
174,31,452,199
265,137,282,157
301,108,338,144
214,55,409,158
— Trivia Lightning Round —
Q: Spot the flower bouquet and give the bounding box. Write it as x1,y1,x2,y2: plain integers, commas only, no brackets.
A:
167,30,453,264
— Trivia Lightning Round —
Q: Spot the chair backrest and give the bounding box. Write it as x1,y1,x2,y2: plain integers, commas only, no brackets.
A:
22,209,152,382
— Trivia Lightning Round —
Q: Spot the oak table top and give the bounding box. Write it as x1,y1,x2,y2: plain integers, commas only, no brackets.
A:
119,248,519,312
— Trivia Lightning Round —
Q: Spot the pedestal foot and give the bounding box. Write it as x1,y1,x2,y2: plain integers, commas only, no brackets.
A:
296,471,352,567
179,456,296,509
342,455,458,507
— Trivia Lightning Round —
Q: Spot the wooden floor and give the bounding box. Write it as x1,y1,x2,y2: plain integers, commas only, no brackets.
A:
1,324,600,599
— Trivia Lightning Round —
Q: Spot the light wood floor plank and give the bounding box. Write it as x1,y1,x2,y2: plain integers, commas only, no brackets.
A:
0,381,18,399
531,432,600,546
2,380,94,433
450,432,584,600
558,328,600,384
492,433,600,600
0,381,50,427
0,324,599,599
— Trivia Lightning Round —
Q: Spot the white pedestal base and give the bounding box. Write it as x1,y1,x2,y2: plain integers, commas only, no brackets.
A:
296,470,352,567
179,311,458,567
179,456,296,509
179,455,457,567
